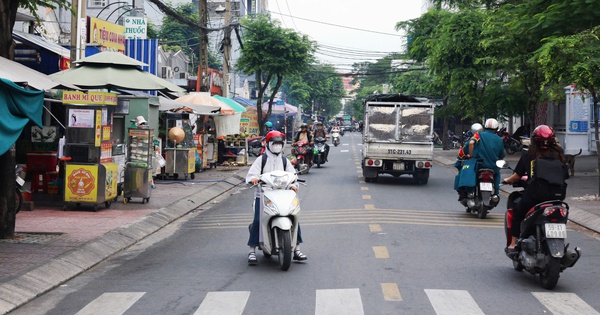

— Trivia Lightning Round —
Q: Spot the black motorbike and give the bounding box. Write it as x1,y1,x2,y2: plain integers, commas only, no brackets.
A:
461,160,500,219
497,127,523,155
313,137,327,168
499,161,581,290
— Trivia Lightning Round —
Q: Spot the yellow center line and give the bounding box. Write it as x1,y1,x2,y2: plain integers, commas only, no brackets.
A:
365,204,375,210
362,195,372,200
369,224,382,232
381,283,402,301
373,246,389,259
361,187,369,191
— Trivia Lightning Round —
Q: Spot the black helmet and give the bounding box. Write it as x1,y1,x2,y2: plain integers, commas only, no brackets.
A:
300,123,308,129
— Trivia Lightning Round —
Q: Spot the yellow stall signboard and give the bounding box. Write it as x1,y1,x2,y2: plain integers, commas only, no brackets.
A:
63,91,118,105
65,164,99,202
104,163,118,200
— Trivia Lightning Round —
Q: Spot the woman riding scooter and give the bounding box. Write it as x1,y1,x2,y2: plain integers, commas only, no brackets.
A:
246,131,307,264
502,125,569,253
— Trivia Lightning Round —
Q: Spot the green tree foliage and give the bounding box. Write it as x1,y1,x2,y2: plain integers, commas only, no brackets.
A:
535,27,600,194
282,64,345,120
0,0,71,59
158,2,221,72
237,14,315,133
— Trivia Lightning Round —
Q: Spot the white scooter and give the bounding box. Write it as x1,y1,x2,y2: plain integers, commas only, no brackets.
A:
257,170,304,271
331,130,341,147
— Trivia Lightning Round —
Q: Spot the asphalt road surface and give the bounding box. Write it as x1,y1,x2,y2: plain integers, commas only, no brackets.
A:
11,132,600,315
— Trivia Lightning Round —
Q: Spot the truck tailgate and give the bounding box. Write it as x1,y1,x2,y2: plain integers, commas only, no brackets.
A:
364,142,433,159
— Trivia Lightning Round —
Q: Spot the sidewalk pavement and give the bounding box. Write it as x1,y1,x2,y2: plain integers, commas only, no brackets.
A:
433,147,600,234
0,163,251,314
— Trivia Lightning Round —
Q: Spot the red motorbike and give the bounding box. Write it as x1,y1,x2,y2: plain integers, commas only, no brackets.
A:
291,141,311,174
499,161,581,290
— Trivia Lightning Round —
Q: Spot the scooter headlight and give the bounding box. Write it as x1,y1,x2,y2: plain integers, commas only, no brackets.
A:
271,174,290,189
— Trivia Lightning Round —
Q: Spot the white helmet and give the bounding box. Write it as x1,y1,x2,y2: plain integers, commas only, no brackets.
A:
484,118,499,130
471,123,483,133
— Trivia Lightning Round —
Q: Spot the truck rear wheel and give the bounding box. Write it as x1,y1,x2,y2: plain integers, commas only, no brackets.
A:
413,170,429,185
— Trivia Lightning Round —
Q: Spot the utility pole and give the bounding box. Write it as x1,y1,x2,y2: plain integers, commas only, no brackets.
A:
196,0,209,92
222,0,232,97
70,0,86,62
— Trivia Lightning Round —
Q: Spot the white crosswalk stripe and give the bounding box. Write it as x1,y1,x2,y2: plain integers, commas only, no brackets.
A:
315,288,364,315
193,291,250,315
74,292,145,315
532,292,600,315
425,289,485,315
70,289,600,314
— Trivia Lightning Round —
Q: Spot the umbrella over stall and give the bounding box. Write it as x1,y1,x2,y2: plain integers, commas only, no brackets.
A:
0,56,79,91
175,92,235,115
158,96,220,115
50,51,185,93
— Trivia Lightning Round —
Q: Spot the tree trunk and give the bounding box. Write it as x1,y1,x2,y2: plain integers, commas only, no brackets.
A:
0,147,16,239
0,0,18,59
442,96,450,150
256,71,272,136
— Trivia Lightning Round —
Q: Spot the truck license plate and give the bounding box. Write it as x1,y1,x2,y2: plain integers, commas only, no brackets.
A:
393,162,404,170
479,182,493,191
545,223,567,238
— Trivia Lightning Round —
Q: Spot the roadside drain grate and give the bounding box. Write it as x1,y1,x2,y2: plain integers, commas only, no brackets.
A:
0,232,63,244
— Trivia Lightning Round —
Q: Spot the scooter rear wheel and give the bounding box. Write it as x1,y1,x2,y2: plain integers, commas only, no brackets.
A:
540,257,561,289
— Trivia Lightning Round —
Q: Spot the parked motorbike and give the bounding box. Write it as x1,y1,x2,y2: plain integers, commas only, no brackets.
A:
248,136,265,157
331,130,341,147
15,165,24,213
462,160,500,219
313,137,327,168
448,130,462,148
291,141,311,174
498,160,581,289
256,170,304,271
497,127,523,155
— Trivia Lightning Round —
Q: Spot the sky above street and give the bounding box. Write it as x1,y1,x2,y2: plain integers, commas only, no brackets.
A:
269,0,423,72
143,0,423,73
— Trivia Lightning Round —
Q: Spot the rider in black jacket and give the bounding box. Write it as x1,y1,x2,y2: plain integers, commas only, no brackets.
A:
502,125,569,252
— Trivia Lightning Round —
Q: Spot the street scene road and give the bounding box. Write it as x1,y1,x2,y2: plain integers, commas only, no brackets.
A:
8,132,600,315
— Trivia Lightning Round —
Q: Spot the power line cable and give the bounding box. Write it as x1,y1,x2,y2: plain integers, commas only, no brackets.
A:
269,10,404,37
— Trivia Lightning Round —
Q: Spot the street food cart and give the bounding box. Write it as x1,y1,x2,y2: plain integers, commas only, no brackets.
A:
123,127,153,203
62,91,119,211
162,112,196,179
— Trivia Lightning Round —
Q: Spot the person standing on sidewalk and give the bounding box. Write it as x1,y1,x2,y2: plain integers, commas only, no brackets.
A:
245,131,307,264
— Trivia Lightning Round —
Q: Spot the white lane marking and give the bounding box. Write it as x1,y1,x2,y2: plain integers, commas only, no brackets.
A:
532,292,600,315
75,292,145,315
193,291,251,315
342,143,350,146
425,289,484,315
316,288,364,315
340,150,349,152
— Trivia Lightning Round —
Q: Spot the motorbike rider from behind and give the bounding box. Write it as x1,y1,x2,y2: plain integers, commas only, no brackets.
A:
313,121,330,162
246,131,307,264
456,123,483,204
294,123,314,165
468,118,505,199
502,125,568,253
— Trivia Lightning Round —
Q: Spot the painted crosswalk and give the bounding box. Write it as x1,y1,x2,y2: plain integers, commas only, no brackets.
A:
184,208,506,230
68,289,599,315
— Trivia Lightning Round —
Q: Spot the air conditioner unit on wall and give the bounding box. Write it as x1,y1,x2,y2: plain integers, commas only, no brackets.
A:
161,66,172,79
180,72,188,79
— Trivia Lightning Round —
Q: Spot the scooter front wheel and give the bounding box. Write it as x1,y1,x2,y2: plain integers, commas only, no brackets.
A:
277,228,292,271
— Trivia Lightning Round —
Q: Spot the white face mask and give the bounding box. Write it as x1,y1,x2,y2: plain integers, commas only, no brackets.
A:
270,143,283,153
